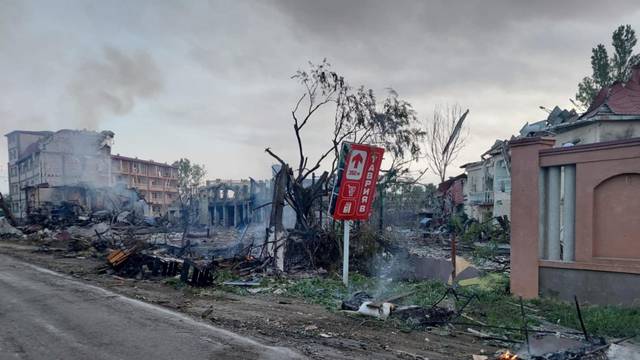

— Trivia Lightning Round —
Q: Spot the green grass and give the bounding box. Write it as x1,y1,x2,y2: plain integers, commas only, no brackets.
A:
162,276,186,289
531,298,640,338
266,271,640,339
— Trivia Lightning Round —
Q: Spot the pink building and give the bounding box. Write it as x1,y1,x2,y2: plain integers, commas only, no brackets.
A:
510,137,640,305
437,173,467,216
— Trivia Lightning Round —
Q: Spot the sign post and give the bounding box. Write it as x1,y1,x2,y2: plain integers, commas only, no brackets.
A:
342,220,350,286
328,142,384,286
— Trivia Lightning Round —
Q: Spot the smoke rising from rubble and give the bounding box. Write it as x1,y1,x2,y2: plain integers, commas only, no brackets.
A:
67,47,164,129
2,1,640,189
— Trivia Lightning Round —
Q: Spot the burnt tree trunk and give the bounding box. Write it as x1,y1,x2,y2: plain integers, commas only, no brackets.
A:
266,165,289,270
290,171,328,231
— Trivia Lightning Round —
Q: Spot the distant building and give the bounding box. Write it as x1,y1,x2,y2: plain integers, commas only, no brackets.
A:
461,140,511,222
194,178,271,228
437,173,467,217
5,129,114,218
111,155,178,217
5,129,178,219
462,65,640,222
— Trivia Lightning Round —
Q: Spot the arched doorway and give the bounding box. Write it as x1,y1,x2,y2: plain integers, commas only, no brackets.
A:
593,173,640,259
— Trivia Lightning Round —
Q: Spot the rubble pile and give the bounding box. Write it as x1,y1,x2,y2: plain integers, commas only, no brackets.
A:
0,191,275,288
0,217,23,238
340,289,458,326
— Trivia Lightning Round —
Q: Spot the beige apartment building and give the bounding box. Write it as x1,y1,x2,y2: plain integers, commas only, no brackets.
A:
111,155,178,216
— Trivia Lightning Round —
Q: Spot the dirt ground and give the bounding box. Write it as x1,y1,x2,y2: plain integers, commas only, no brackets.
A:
0,240,499,360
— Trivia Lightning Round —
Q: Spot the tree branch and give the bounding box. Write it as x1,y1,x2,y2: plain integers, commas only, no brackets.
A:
264,148,286,166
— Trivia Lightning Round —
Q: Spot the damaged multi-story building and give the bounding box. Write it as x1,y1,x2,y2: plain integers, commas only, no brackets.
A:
5,129,114,219
194,179,271,228
5,129,179,220
111,155,178,217
461,139,511,222
461,65,640,222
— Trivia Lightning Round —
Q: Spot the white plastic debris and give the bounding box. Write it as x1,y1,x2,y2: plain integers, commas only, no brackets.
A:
357,301,395,320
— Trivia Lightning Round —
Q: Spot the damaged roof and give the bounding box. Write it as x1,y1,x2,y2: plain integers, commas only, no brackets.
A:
4,130,53,137
581,65,640,120
437,173,467,193
14,129,114,163
519,106,580,137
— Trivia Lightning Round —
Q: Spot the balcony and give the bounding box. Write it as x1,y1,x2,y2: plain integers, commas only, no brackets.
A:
495,177,511,193
469,191,494,205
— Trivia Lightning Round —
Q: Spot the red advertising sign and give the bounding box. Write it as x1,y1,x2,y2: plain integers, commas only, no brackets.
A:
329,142,384,221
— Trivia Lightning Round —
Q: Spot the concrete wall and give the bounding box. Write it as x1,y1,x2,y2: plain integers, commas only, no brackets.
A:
511,136,640,304
40,131,111,188
593,173,640,259
540,267,640,306
509,137,555,298
554,120,640,146
553,123,600,146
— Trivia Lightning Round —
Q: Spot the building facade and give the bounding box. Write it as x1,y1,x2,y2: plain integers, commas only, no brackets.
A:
462,66,640,222
510,136,640,305
5,129,114,218
5,129,179,219
195,179,271,228
111,155,178,216
437,173,467,218
461,140,511,222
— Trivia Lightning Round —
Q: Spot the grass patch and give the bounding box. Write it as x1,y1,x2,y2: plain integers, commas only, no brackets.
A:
162,276,186,289
531,298,640,338
212,269,251,295
276,271,639,339
285,276,347,308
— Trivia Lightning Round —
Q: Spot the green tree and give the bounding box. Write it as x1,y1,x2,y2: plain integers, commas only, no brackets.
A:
266,59,424,231
175,158,206,245
576,25,640,108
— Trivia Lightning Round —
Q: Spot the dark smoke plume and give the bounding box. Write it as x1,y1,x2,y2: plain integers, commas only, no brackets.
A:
67,46,163,128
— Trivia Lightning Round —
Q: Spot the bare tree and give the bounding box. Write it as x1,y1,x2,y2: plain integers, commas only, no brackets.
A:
265,59,423,231
424,104,470,184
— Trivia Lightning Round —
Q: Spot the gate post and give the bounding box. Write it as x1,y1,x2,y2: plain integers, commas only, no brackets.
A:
510,137,555,299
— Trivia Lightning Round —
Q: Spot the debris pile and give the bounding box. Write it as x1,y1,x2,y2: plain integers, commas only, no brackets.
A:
473,296,640,360
340,288,463,327
0,217,23,238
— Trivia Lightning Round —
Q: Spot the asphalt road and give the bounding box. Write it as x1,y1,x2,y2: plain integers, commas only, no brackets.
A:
0,254,304,360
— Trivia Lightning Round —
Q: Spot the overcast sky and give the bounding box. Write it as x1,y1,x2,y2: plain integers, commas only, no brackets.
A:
1,0,639,192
